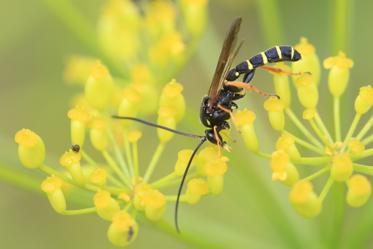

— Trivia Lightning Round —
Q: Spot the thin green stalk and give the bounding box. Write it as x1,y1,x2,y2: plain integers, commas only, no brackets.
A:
107,130,131,180
309,119,331,146
315,112,334,144
357,116,373,140
284,131,325,154
132,142,140,177
303,167,329,181
151,172,177,188
342,114,361,151
143,144,165,182
353,163,373,176
319,177,334,202
293,157,330,166
362,134,373,145
334,97,342,141
333,0,350,52
254,150,272,159
328,183,345,249
61,207,96,216
124,139,134,178
102,151,131,187
352,148,373,160
81,150,97,166
286,109,323,148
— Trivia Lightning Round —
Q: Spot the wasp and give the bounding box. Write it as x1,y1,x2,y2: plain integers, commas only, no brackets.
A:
113,17,302,232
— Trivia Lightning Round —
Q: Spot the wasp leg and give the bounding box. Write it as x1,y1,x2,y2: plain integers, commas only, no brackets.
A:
225,81,279,99
213,125,222,156
259,65,311,76
217,104,240,133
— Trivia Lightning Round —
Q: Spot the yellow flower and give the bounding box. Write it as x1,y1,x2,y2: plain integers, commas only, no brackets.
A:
355,85,373,114
185,178,209,204
233,109,258,152
41,176,66,213
94,190,120,221
264,97,285,131
331,154,353,182
347,175,372,207
15,129,45,168
67,105,91,146
289,181,321,218
107,211,138,247
89,168,108,186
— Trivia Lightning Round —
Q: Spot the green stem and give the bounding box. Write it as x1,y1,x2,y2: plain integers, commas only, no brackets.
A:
254,150,272,159
315,112,334,144
333,0,351,52
334,97,342,141
309,119,331,146
328,182,345,249
354,163,373,176
362,134,373,146
357,116,373,140
124,138,134,178
342,114,362,151
102,151,131,187
352,148,373,160
61,207,96,215
319,177,334,202
143,143,165,182
286,109,323,148
151,172,177,188
81,150,97,166
303,167,329,181
132,142,140,177
293,157,330,166
107,130,131,180
284,131,325,154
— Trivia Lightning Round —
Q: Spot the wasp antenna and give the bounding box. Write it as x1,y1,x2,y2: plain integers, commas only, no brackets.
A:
112,115,204,139
175,137,207,233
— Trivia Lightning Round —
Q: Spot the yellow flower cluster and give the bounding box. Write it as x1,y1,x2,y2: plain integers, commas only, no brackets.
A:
15,0,210,246
239,37,373,218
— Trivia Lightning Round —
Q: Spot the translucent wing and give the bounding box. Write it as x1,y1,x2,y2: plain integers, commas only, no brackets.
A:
207,17,242,107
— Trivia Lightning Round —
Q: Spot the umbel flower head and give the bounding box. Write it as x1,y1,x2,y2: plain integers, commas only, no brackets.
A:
240,37,373,217
15,0,214,247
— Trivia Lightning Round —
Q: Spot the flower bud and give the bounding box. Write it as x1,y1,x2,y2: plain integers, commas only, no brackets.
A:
289,180,322,218
354,85,373,114
67,105,91,146
347,174,371,207
149,32,185,67
331,154,353,182
348,139,365,156
94,190,120,221
292,37,321,85
264,97,285,131
85,62,115,110
15,129,45,168
302,108,316,121
89,118,109,151
133,183,152,211
89,168,108,187
174,149,193,176
64,56,97,85
195,146,220,174
271,150,299,186
157,107,177,143
59,151,85,185
142,189,166,221
324,52,353,97
107,211,138,247
234,109,258,152
273,64,292,107
159,79,185,122
276,133,301,160
145,1,176,38
41,176,66,213
180,0,208,37
295,74,319,109
185,178,209,204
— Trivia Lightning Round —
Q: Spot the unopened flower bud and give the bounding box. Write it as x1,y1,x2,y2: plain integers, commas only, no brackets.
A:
89,168,108,186
276,133,301,160
15,129,45,168
295,74,319,109
94,190,120,221
347,174,371,207
67,105,91,146
89,118,109,151
331,154,353,182
142,189,166,221
41,176,66,213
264,97,285,131
185,178,209,204
289,180,321,218
174,149,193,176
271,150,299,186
107,211,138,247
59,151,85,185
234,109,258,152
354,85,373,114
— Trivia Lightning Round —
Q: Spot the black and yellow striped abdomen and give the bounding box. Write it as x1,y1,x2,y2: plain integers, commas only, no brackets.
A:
225,46,301,83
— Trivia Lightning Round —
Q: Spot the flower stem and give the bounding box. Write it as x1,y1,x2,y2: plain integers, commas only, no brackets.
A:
284,131,325,154
254,150,272,159
333,0,351,52
309,119,331,146
334,97,342,141
362,134,373,146
123,138,134,178
319,177,334,202
303,167,329,181
61,207,96,215
293,157,330,166
81,150,97,166
352,148,373,160
315,112,334,144
107,130,131,180
357,116,373,140
144,143,165,182
353,163,373,176
286,109,323,148
342,114,362,151
102,151,131,187
132,142,140,177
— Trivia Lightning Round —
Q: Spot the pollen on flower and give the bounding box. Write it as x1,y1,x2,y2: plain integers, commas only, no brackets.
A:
59,151,81,168
89,168,108,186
323,52,354,69
294,37,316,55
15,129,40,148
41,176,63,193
234,108,256,128
67,105,91,123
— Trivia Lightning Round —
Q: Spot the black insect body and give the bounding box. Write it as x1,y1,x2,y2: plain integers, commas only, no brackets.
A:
113,17,302,232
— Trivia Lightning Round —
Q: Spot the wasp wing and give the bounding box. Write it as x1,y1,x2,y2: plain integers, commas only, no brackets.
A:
207,17,242,107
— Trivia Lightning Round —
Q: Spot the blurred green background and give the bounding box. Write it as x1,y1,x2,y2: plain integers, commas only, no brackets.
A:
1,0,373,248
